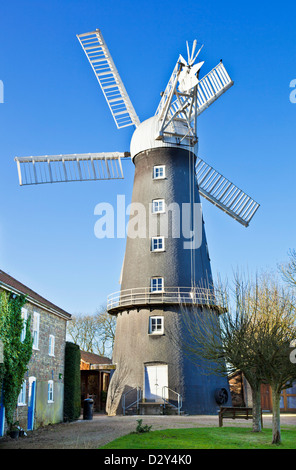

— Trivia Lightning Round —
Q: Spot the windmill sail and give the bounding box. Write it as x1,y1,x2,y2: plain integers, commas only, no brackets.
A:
194,61,233,116
155,60,233,142
15,152,128,186
77,30,140,129
196,157,260,227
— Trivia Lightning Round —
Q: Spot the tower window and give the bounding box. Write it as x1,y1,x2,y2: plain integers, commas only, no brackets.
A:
150,277,164,293
151,236,165,252
152,199,165,214
149,316,164,335
153,165,165,179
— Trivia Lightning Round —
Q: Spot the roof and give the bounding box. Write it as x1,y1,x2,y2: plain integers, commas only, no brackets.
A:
0,269,71,319
80,350,112,365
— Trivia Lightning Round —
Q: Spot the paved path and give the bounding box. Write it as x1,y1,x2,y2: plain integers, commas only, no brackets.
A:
0,413,295,449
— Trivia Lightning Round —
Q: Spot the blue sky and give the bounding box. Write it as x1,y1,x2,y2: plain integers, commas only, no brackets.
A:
0,0,295,315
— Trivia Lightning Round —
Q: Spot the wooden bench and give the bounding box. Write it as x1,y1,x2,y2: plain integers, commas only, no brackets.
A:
218,406,263,427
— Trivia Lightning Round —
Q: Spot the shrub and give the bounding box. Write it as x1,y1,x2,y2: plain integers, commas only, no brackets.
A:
135,419,152,433
64,342,81,421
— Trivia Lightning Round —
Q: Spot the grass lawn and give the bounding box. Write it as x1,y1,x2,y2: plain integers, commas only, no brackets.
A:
101,426,296,449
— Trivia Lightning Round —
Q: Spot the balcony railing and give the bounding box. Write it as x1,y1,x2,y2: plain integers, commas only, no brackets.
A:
107,286,219,313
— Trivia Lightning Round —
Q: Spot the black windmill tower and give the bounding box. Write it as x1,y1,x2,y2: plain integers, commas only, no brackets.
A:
15,30,259,415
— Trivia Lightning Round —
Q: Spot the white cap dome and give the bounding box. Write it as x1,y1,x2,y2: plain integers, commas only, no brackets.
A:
130,115,198,161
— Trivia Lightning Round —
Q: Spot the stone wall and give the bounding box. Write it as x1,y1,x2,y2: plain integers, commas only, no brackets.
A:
12,300,68,430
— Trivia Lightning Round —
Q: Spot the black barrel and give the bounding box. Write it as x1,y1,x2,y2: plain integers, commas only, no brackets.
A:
83,398,93,420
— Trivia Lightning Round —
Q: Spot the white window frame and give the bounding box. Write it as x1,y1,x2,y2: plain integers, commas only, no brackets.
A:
20,307,28,342
153,165,166,180
47,380,54,403
18,380,26,406
150,277,164,293
33,312,40,350
152,199,165,214
151,236,165,252
48,335,55,357
149,316,164,335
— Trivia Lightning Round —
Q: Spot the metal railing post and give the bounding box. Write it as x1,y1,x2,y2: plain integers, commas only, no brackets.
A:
162,386,182,415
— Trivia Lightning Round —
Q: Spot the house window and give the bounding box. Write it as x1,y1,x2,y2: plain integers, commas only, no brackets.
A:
149,316,164,335
150,277,164,293
153,165,165,180
151,236,165,252
18,380,26,406
48,380,54,403
49,335,55,356
20,307,28,342
152,199,165,214
33,312,40,350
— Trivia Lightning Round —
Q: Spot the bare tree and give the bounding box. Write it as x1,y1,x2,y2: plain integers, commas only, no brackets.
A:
174,271,296,442
94,306,116,356
173,275,264,432
106,358,130,416
249,274,296,444
67,305,116,358
279,249,296,289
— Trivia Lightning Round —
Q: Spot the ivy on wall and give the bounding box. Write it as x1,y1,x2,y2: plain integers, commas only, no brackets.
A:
0,291,33,427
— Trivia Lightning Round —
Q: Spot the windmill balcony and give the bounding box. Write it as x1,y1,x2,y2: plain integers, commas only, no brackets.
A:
107,286,223,315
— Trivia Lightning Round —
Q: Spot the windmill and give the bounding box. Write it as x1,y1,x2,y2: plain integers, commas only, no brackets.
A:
15,29,259,415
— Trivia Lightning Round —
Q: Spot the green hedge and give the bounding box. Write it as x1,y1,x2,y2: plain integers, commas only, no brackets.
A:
0,363,4,394
64,342,81,421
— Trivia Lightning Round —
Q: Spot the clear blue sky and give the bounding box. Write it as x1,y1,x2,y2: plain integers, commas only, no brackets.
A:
0,0,295,315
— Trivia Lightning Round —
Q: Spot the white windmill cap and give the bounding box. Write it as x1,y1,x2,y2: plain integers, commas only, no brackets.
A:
130,115,198,161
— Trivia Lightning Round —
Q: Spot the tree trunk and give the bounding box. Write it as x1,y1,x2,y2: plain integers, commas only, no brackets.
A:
271,385,281,444
251,386,262,432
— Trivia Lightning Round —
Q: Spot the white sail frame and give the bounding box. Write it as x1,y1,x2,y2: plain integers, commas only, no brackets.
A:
15,152,129,186
77,30,140,129
196,157,260,227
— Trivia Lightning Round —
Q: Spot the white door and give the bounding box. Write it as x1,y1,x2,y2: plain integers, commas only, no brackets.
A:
145,365,168,402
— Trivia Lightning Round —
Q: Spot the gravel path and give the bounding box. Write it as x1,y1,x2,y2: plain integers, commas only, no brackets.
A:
0,413,295,449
